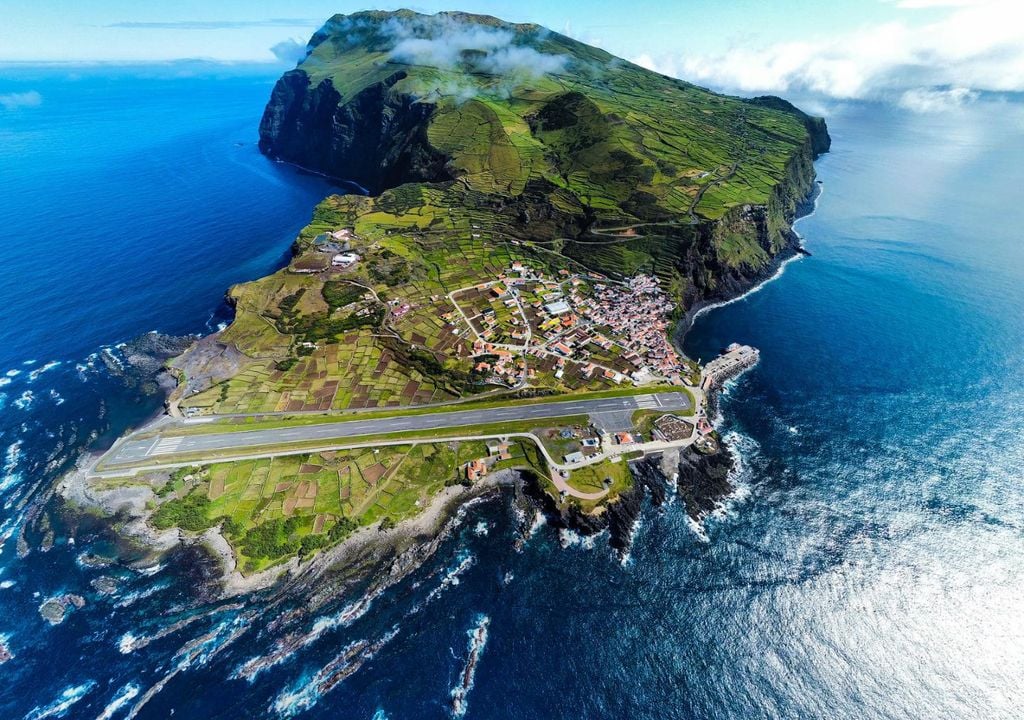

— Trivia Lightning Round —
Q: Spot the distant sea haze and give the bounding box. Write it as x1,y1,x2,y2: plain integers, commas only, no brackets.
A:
1,67,1023,719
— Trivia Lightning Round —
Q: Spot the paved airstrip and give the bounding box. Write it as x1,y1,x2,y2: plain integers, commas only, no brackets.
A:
104,391,691,467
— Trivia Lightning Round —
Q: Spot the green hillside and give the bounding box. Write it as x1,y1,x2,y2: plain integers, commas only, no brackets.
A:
259,10,828,299
141,11,832,562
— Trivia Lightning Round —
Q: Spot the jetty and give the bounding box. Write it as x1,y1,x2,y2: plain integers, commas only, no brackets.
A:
701,343,760,391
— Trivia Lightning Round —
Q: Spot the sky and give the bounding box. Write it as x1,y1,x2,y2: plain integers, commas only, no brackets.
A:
0,0,1020,111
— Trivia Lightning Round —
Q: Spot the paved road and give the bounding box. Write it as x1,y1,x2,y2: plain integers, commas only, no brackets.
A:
104,392,691,467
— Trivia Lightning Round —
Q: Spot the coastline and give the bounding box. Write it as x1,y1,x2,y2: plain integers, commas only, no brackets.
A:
59,447,520,598
673,180,824,350
54,157,826,599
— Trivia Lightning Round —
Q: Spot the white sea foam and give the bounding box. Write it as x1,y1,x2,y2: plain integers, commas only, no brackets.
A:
558,527,601,550
0,441,23,494
101,348,123,371
96,683,140,720
688,183,822,334
49,389,64,405
5,369,20,378
118,633,138,654
0,580,15,589
14,390,34,410
0,377,11,388
526,510,546,538
422,551,474,606
618,516,643,567
115,580,170,608
472,521,490,536
28,360,61,382
3,440,21,475
25,681,96,720
271,627,400,718
450,614,490,718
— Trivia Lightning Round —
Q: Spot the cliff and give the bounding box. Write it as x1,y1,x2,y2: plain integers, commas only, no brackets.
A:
258,10,829,312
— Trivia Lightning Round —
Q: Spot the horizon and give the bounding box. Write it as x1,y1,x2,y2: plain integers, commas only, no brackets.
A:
1,1,1020,113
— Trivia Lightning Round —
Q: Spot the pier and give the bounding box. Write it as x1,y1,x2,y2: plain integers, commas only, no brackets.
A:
701,343,760,390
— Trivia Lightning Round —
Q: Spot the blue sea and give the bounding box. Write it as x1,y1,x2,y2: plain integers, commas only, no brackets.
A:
2,68,1023,719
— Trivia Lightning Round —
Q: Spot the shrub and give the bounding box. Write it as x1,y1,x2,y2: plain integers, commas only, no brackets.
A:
151,491,214,532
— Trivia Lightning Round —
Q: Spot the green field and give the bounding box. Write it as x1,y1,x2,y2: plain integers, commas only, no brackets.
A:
150,438,548,574
144,10,826,561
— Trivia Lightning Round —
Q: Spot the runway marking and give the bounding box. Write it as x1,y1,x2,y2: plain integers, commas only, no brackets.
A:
149,436,185,456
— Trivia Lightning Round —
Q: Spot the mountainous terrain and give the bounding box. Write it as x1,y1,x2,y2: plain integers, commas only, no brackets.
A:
88,10,833,574
259,10,829,306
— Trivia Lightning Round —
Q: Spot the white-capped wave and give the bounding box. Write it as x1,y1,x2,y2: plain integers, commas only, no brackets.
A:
96,683,140,720
118,633,139,654
558,527,601,550
14,391,34,410
25,681,96,720
450,614,490,718
421,551,474,607
0,441,23,494
28,360,61,382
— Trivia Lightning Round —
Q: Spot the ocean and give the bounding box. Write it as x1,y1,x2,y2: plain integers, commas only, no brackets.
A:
2,69,1023,719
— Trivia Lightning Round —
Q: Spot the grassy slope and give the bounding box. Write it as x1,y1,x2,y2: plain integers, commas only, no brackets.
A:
152,12,823,562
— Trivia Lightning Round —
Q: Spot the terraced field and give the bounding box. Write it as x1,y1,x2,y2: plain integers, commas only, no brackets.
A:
154,439,547,572
150,10,828,569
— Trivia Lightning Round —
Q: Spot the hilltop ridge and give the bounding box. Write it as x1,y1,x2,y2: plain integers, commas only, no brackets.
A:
90,11,832,573
258,10,828,306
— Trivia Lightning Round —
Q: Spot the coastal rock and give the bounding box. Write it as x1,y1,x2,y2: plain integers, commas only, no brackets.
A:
38,593,86,626
102,332,196,396
675,445,736,520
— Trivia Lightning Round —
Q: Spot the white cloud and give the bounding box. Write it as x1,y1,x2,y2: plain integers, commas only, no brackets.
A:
0,91,42,110
634,0,1022,109
385,16,566,78
888,0,990,8
899,86,979,111
269,38,307,64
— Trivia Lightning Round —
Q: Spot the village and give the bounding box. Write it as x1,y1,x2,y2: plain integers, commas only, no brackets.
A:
444,261,692,391
277,227,759,496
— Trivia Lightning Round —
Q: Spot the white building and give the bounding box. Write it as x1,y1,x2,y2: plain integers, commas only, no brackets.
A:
332,252,359,268
544,300,571,315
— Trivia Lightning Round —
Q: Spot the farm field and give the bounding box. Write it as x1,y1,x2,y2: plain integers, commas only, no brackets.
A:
153,438,548,573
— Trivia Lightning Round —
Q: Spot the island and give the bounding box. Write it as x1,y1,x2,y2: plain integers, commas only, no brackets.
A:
62,10,829,590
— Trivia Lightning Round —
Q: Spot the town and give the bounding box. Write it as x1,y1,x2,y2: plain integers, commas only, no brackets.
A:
444,262,692,391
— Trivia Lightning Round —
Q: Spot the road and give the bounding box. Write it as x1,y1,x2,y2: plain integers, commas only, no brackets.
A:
103,391,692,468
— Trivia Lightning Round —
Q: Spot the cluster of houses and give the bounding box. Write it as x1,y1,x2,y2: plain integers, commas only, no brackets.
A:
518,269,686,386
441,262,692,390
464,441,513,481
577,275,685,384
468,338,528,386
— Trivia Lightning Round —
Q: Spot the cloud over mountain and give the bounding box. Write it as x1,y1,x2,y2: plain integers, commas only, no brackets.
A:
384,15,567,78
